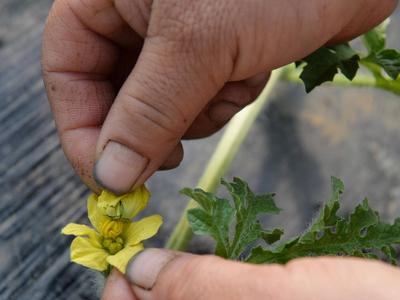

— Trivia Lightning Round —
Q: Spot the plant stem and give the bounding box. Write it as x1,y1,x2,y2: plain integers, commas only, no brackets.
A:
165,69,283,251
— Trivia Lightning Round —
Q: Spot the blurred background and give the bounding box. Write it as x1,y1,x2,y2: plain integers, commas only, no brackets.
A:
1,2,399,299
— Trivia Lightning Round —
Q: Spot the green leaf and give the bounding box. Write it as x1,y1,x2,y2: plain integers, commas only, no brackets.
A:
183,178,282,260
362,20,389,53
262,228,284,245
298,44,360,92
247,177,400,265
292,20,400,93
185,176,400,266
302,176,343,237
367,49,400,80
183,188,234,257
222,178,281,259
360,19,399,80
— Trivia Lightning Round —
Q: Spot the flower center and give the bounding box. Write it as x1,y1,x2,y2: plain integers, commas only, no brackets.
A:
100,219,124,239
102,236,124,255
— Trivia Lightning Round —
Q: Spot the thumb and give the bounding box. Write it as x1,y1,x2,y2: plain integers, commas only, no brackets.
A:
94,29,230,194
102,269,137,300
119,249,400,300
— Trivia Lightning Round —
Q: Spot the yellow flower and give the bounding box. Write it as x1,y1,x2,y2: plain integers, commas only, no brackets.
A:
62,193,162,273
97,185,151,220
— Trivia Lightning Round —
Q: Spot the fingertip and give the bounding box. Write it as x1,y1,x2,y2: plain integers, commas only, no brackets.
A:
102,269,137,300
126,248,178,290
208,101,242,126
158,143,184,170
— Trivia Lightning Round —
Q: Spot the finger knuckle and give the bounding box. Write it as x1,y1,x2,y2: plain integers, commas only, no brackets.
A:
119,90,187,142
149,0,233,58
113,0,152,36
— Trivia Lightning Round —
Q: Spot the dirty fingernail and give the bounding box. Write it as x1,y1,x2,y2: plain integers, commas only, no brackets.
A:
94,141,148,194
126,249,176,290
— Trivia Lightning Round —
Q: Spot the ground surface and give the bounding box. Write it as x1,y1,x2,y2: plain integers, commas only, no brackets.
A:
1,2,400,299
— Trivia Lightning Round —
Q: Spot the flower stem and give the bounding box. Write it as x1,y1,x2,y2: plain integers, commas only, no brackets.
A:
165,69,283,251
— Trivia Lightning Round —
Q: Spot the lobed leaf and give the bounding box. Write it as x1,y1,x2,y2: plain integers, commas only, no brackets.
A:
247,178,400,265
362,20,389,53
183,178,281,260
295,19,400,92
366,49,400,80
185,177,400,266
361,21,400,81
183,188,234,257
297,44,360,92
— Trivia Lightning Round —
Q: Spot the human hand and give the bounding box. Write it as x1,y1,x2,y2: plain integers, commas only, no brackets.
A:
42,0,397,194
101,248,400,300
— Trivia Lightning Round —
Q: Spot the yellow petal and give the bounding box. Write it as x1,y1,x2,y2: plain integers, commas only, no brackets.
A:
87,193,110,232
98,185,151,219
70,237,109,272
120,185,151,219
98,190,124,206
62,223,96,237
97,191,125,219
123,215,163,246
107,243,144,273
62,223,103,248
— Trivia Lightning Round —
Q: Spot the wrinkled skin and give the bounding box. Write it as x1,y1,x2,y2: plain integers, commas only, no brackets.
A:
42,0,397,192
42,0,399,299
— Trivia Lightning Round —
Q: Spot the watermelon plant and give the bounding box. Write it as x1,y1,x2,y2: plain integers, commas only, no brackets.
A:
182,177,400,265
165,19,400,265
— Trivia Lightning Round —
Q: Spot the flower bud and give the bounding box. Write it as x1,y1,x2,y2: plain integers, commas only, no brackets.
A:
100,220,124,239
102,238,113,248
97,185,151,220
108,242,123,255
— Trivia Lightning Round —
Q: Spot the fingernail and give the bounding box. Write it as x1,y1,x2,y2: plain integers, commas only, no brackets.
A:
126,249,176,290
94,141,149,194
